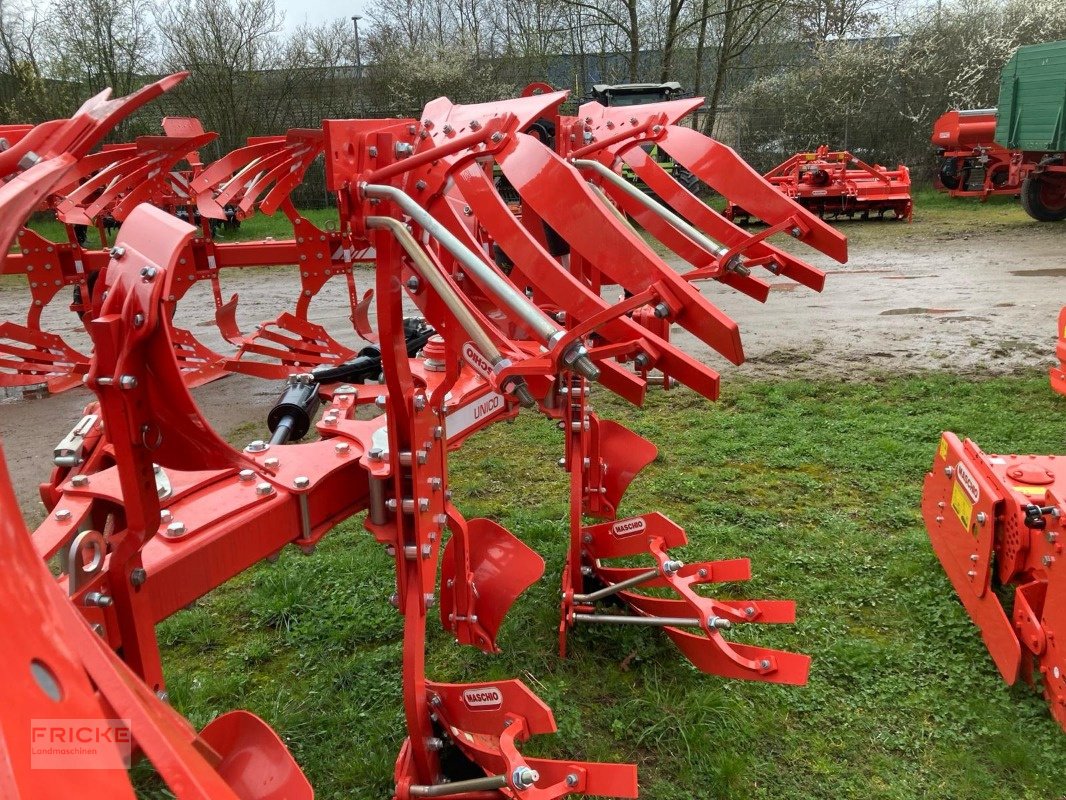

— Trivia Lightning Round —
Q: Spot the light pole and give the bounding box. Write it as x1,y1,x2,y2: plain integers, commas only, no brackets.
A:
351,15,363,77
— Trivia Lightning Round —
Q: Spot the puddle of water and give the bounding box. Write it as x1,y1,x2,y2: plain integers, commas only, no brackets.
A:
1009,268,1066,278
880,307,961,316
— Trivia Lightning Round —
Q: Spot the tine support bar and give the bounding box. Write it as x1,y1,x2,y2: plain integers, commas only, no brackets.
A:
408,775,509,797
574,613,733,630
571,158,739,271
572,561,681,603
362,183,599,381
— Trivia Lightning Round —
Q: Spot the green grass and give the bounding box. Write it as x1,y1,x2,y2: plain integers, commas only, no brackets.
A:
136,373,1066,799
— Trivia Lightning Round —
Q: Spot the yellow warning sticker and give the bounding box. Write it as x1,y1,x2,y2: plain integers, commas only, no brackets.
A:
951,482,974,532
938,437,948,461
1013,485,1048,497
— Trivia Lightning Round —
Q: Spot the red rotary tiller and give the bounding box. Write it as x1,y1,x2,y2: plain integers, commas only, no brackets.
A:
922,310,1066,732
4,76,847,798
726,145,912,223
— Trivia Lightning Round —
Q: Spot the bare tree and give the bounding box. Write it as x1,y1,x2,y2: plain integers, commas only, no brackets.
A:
157,0,287,150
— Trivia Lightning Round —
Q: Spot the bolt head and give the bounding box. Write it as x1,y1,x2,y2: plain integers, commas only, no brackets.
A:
294,476,310,489
255,482,274,497
166,521,186,536
130,567,147,586
71,475,89,487
238,469,255,482
55,509,71,521
246,440,268,453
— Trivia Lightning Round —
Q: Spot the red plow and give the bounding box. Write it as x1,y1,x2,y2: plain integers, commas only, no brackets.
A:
922,309,1066,732
726,145,912,223
1,75,850,797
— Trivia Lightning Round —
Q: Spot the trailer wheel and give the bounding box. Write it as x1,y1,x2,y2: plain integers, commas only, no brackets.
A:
1020,174,1066,221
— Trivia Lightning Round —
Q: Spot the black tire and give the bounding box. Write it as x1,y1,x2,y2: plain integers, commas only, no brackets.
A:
1020,174,1066,222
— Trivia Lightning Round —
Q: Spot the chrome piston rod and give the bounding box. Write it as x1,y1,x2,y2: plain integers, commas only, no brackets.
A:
367,216,535,407
362,183,599,380
571,158,745,274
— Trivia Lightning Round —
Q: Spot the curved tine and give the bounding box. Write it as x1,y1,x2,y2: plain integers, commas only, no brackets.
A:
60,152,145,207
352,289,378,344
215,147,292,210
67,73,188,154
191,140,281,218
451,164,721,400
257,147,323,217
83,161,161,221
52,145,137,198
621,147,826,293
595,177,772,303
189,139,281,194
657,124,848,264
205,142,289,208
235,145,317,217
663,626,812,685
497,132,745,365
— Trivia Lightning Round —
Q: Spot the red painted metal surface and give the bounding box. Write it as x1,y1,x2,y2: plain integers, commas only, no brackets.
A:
726,145,912,223
931,109,1019,199
922,319,1066,731
1053,307,1066,397
2,76,848,797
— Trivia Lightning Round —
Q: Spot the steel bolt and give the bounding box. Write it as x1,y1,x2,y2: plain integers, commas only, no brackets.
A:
130,567,147,587
415,180,427,191
294,476,310,489
512,766,539,790
238,469,255,482
166,521,186,536
246,440,268,453
109,246,125,259
759,659,771,670
566,774,579,787
406,276,421,292
413,395,427,411
944,466,954,477
119,375,137,390
264,457,280,468
71,475,89,488
426,737,444,751
140,266,157,281
653,302,670,319
976,512,987,525
255,482,274,497
490,132,503,143
55,509,71,521
83,592,112,608
335,442,351,454
133,313,145,327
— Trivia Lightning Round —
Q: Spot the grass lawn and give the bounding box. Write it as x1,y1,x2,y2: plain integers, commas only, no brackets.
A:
136,372,1066,800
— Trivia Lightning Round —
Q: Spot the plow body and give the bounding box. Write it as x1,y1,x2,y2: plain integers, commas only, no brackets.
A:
1,75,850,797
726,145,912,223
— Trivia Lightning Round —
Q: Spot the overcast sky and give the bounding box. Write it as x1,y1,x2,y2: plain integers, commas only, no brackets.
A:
276,0,372,34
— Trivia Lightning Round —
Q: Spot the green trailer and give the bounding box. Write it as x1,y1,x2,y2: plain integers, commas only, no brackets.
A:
995,39,1066,221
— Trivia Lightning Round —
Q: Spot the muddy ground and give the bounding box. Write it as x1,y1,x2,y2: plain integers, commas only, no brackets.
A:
1,213,1062,524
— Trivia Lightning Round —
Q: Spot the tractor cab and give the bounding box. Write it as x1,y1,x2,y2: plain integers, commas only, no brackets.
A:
589,82,683,107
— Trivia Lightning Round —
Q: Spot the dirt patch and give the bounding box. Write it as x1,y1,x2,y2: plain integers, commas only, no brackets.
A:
1,219,1064,521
